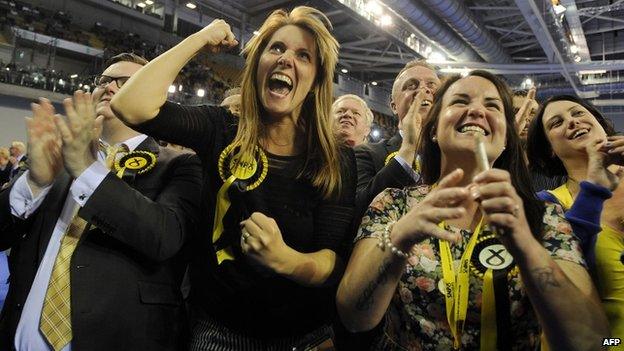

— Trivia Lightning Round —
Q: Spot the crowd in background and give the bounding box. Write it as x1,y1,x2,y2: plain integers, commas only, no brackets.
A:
0,0,233,105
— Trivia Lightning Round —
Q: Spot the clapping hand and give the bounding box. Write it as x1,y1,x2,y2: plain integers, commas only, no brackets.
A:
53,91,104,177
473,169,534,255
401,89,427,147
25,98,63,188
391,169,468,250
586,137,624,190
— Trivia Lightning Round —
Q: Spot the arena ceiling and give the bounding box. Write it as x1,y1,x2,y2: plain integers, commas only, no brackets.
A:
188,0,623,109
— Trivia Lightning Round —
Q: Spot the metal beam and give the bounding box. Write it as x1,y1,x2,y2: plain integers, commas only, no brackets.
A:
380,42,393,58
510,43,540,54
247,0,292,14
436,60,624,73
589,48,624,56
340,52,407,64
348,67,405,73
590,99,624,107
498,0,579,95
513,0,557,63
561,0,591,61
483,13,523,22
581,13,624,25
468,6,519,11
345,60,624,75
578,0,624,23
585,24,624,35
485,25,532,36
342,36,387,47
341,46,404,56
339,58,376,66
502,38,539,48
500,21,527,40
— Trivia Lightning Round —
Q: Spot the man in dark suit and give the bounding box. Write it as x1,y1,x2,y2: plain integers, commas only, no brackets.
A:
354,60,440,211
0,53,202,350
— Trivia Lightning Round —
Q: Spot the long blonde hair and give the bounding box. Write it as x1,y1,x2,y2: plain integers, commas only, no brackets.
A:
236,6,341,199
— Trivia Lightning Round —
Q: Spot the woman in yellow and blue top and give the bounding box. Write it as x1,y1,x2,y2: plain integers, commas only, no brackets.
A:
527,94,624,343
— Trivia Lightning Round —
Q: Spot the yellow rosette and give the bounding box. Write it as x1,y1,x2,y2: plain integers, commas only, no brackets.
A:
213,143,268,264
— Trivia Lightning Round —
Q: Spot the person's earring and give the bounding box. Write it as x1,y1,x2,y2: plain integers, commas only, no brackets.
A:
432,136,437,143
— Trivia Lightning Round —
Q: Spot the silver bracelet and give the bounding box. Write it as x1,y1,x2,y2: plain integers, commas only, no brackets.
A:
377,222,413,258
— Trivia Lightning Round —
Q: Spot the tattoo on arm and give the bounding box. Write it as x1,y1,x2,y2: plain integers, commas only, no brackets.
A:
530,267,561,293
355,256,394,311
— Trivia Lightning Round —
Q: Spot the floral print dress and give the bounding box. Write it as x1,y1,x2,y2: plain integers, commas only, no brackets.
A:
355,185,586,351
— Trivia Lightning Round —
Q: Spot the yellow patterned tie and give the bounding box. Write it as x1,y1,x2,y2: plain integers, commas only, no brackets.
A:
40,211,87,351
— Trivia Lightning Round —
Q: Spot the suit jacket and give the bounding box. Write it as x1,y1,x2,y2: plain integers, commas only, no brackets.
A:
0,138,202,350
9,155,27,180
353,133,417,219
0,168,10,187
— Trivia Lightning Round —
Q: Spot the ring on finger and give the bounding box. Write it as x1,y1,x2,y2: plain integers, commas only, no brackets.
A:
241,229,251,240
512,205,519,218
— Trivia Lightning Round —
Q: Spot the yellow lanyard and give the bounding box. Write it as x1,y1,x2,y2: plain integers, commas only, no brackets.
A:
547,183,573,210
438,217,484,349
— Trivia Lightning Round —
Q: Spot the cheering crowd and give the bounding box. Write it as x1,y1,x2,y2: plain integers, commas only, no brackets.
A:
0,5,621,351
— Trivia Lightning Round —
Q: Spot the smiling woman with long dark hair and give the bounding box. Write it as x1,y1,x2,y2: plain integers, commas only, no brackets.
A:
527,94,624,344
110,7,356,350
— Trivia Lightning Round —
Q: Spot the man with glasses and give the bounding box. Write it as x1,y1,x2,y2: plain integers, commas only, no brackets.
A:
0,53,202,350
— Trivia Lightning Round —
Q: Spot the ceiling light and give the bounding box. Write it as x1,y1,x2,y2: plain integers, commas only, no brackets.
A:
197,88,205,97
168,85,176,93
341,68,348,73
365,1,382,14
570,45,579,54
524,78,533,86
579,69,606,75
186,2,196,9
380,15,392,26
439,67,470,74
371,81,378,86
70,74,78,78
574,55,581,62
145,0,154,4
371,129,380,138
427,52,446,63
178,84,183,92
137,2,146,8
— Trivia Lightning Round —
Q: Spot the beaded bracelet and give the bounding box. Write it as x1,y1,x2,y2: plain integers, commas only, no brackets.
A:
377,222,413,258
